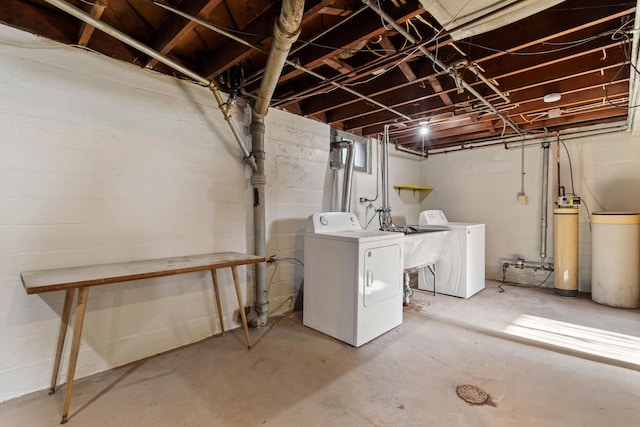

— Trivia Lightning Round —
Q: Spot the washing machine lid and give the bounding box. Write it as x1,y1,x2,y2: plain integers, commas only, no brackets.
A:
308,229,404,243
445,222,485,229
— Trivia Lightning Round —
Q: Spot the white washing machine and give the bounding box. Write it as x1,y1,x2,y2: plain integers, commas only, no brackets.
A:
303,212,404,347
418,210,485,299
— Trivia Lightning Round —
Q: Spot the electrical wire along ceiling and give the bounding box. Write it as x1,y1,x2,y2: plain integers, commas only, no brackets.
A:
0,0,636,154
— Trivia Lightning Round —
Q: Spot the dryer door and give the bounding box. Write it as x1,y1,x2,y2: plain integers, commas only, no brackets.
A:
363,244,401,307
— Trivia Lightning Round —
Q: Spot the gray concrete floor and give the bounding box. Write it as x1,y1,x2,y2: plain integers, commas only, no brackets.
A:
2,280,640,426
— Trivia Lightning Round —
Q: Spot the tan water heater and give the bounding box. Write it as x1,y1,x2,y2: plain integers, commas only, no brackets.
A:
553,208,579,296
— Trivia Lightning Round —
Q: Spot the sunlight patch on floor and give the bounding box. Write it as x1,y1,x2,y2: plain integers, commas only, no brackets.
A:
504,314,640,365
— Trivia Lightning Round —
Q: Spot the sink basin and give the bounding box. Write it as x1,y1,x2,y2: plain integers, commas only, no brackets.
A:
398,226,452,270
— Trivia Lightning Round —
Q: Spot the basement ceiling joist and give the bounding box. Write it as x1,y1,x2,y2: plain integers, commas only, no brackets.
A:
0,0,635,152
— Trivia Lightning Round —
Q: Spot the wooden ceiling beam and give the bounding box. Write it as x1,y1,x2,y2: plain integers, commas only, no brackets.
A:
357,67,628,137
378,36,417,82
342,49,627,134
322,57,355,75
0,0,77,43
478,41,627,84
516,107,628,130
297,54,456,117
426,75,453,106
77,0,109,47
324,41,624,128
498,48,626,93
145,0,224,68
199,0,331,80
462,2,634,64
273,2,424,85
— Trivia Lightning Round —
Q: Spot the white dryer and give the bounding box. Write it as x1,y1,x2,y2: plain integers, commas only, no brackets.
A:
418,210,485,298
304,212,404,347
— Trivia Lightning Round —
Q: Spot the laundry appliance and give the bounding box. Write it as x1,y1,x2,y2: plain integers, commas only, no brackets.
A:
418,210,485,298
303,212,404,346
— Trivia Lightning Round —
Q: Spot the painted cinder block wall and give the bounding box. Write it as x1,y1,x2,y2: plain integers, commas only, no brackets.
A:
0,25,422,402
418,132,640,291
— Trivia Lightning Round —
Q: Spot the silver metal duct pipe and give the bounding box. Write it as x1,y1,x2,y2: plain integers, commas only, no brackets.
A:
361,0,522,136
331,140,356,212
41,0,256,172
150,0,411,121
250,0,304,327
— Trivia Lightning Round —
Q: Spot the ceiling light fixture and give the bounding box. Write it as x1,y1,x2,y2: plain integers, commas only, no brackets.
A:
419,121,429,135
543,92,561,103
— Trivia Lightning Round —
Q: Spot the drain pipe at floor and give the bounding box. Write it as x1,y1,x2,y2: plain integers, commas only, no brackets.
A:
250,0,304,327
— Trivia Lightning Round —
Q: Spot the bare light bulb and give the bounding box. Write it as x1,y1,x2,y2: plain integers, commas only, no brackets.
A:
419,121,429,135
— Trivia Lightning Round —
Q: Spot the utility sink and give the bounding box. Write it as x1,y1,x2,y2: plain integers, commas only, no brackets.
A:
396,225,452,271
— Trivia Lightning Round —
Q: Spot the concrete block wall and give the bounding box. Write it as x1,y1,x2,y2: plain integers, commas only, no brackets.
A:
263,113,425,315
0,25,422,401
418,132,640,291
0,26,256,401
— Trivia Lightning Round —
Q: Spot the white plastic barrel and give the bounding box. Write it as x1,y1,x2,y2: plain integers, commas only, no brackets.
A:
591,212,640,308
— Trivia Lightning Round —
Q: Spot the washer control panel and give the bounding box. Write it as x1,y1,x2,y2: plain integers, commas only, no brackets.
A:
419,210,448,226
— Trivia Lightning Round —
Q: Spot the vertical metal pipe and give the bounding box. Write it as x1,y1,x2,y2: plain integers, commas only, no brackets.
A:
250,115,268,326
540,141,550,265
380,125,393,230
628,1,640,131
556,131,562,198
250,0,304,327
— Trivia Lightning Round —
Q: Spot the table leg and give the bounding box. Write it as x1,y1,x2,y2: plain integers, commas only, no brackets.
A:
231,266,251,349
50,289,75,394
61,286,89,424
427,264,436,296
210,269,225,336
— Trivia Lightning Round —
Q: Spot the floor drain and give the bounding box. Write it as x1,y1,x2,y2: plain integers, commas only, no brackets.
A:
456,384,494,406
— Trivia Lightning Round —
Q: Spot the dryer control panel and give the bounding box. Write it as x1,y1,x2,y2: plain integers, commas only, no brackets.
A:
306,212,361,233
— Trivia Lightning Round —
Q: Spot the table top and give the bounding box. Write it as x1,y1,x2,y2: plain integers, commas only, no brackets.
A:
21,252,265,294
